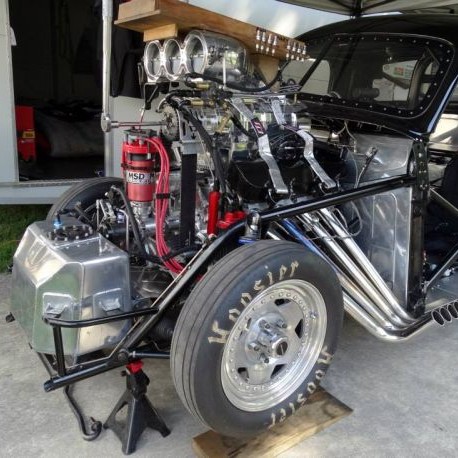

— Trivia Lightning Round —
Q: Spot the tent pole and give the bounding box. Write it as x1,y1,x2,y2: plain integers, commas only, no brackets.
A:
353,0,362,17
101,0,113,177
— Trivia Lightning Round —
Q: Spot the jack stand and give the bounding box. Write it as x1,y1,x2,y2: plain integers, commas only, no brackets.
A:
104,361,171,455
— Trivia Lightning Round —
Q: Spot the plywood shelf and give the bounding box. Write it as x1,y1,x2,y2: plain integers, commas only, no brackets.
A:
116,0,306,61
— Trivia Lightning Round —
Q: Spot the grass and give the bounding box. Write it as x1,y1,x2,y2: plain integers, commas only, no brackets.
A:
0,205,50,272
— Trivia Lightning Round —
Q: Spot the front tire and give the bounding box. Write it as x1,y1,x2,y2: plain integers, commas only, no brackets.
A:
171,240,343,437
47,177,123,221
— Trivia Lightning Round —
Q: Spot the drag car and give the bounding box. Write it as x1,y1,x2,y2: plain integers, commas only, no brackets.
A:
9,11,458,443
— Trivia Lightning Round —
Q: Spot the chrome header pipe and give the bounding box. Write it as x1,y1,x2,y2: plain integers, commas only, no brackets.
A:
298,213,410,328
339,273,400,331
344,296,458,342
280,217,458,342
343,294,435,342
280,218,399,330
319,208,415,323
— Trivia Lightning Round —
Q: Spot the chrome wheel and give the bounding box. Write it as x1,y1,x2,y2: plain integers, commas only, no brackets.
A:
221,279,327,412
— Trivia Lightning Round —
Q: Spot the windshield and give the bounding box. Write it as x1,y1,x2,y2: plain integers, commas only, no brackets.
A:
289,34,453,118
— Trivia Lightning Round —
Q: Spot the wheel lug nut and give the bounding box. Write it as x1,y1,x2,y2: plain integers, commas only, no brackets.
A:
276,319,287,329
249,342,260,352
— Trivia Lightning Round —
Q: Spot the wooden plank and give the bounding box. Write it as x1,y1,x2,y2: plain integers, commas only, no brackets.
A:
116,0,306,61
117,0,157,19
192,388,352,458
144,23,178,41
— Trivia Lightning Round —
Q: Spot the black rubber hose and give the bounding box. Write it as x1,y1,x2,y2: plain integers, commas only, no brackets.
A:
110,186,162,264
36,353,102,441
162,244,200,261
63,385,102,441
230,115,256,140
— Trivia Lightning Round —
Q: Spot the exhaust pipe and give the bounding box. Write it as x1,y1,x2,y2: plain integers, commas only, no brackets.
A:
279,217,458,342
319,208,415,323
432,302,458,325
279,219,400,331
448,302,458,319
345,295,458,342
298,214,412,328
340,273,401,331
343,294,436,342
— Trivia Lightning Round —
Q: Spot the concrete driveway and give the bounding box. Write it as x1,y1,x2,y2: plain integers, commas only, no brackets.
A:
1,273,457,457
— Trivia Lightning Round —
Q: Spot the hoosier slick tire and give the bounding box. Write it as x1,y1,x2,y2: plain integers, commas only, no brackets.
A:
171,240,343,438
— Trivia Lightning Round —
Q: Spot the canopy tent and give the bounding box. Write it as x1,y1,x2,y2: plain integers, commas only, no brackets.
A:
277,0,458,16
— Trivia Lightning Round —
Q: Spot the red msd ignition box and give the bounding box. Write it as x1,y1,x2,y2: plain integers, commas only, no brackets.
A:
15,106,36,162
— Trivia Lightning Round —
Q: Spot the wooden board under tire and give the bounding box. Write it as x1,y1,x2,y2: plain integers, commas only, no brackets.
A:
192,387,352,457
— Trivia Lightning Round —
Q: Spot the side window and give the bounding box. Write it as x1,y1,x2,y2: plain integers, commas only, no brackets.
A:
283,60,330,94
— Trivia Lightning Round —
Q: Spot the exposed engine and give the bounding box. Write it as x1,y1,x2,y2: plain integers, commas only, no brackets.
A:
93,95,345,282
91,90,350,303
63,30,345,306
11,31,348,360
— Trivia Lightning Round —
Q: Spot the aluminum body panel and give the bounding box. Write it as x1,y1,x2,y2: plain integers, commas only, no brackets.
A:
11,217,131,357
353,187,413,307
353,134,413,181
349,134,413,307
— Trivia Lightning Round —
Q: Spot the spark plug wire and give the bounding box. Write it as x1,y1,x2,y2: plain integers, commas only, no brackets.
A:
145,137,184,273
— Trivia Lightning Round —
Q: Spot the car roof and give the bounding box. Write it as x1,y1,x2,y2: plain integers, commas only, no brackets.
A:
295,15,458,138
298,14,458,46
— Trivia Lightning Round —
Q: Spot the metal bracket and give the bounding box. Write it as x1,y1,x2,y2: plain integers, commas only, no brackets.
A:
270,98,336,191
231,98,288,195
271,98,286,125
176,110,201,156
412,141,429,194
295,129,337,191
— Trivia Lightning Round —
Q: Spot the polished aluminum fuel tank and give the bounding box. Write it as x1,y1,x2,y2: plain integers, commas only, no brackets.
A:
11,217,131,359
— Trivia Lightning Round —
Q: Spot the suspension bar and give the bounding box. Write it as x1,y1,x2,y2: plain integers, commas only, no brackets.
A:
43,175,414,391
